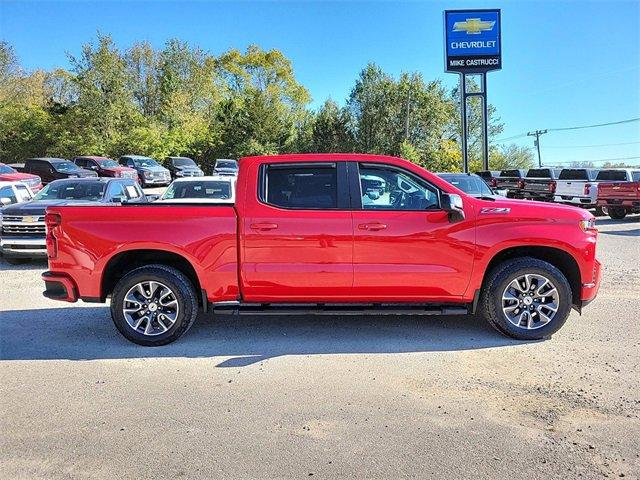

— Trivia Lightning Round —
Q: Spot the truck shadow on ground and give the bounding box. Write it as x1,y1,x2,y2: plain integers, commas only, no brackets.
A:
0,306,532,366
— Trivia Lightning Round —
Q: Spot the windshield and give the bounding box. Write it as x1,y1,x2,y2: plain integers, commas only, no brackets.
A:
161,180,232,201
0,164,16,174
440,175,491,196
132,158,160,168
216,161,237,169
33,181,106,201
96,159,119,168
559,169,589,180
172,158,196,167
53,161,81,173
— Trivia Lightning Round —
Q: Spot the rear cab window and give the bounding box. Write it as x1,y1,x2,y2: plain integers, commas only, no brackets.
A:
526,169,552,178
596,170,628,181
559,169,590,180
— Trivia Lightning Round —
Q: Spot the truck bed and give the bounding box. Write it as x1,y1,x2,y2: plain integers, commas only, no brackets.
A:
46,204,240,302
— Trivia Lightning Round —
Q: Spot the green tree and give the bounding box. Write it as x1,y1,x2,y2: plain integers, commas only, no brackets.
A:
310,99,353,152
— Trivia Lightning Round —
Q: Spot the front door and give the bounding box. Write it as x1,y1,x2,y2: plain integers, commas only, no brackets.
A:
351,162,476,301
241,161,354,302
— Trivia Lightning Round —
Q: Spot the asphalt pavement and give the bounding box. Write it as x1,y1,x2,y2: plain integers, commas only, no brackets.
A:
1,216,639,479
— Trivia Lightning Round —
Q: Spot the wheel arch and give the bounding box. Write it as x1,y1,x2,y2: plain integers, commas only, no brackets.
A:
481,246,582,308
101,249,203,305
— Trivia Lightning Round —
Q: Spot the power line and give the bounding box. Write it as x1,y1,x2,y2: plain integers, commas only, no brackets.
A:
495,117,640,143
548,117,640,132
544,140,640,149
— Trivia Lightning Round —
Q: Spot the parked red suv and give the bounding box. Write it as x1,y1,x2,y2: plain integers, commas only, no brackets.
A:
42,154,601,346
0,162,43,192
73,156,138,182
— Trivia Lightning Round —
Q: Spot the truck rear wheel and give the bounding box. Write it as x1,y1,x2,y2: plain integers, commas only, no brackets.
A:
110,264,199,346
607,206,627,220
480,258,572,340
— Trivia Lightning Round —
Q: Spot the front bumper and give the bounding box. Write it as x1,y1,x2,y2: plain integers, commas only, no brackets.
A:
580,259,602,307
42,271,78,302
0,237,47,257
143,177,171,185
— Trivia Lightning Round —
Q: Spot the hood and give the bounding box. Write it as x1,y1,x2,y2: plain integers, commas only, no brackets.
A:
472,196,593,220
1,198,107,216
175,165,202,172
138,165,169,173
0,172,39,182
101,166,136,174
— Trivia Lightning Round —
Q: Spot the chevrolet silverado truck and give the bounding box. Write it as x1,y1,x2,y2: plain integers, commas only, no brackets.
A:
521,168,561,202
596,169,640,219
554,168,600,209
41,154,601,346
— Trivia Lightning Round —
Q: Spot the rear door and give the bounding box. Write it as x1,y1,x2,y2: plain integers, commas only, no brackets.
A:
350,162,476,301
241,162,354,301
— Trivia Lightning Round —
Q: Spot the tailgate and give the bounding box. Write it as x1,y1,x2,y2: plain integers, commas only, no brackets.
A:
599,182,640,199
524,179,551,191
555,181,586,196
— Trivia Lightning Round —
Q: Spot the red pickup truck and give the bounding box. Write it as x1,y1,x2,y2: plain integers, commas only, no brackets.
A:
596,169,640,219
42,154,601,346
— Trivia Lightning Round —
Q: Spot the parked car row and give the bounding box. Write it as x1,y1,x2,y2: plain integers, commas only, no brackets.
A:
6,156,238,188
476,167,640,219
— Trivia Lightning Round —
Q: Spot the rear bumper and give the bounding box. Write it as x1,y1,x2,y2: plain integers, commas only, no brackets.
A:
597,199,640,209
0,237,47,257
580,259,602,307
42,271,78,302
554,195,596,207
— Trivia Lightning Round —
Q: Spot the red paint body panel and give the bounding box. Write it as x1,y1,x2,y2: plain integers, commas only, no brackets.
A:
45,154,602,309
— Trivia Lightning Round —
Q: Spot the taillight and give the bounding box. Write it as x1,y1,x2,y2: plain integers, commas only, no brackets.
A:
45,212,61,259
549,181,556,193
517,179,525,189
584,183,592,195
490,178,497,188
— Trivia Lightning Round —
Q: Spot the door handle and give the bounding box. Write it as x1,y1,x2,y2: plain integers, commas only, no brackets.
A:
250,223,278,231
358,222,387,231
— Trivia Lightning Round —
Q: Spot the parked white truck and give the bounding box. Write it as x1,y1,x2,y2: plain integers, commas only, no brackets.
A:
554,168,600,209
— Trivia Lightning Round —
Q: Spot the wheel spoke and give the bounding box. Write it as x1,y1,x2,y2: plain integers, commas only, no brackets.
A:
502,273,560,330
123,280,180,336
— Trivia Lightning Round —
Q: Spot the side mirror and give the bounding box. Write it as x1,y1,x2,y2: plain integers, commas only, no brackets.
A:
1,197,12,205
111,196,125,204
145,194,160,202
441,193,465,223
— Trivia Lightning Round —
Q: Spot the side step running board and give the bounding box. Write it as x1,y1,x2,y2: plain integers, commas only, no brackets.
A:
210,302,469,316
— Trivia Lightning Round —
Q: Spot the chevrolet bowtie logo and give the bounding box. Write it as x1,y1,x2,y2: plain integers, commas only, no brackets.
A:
453,18,495,34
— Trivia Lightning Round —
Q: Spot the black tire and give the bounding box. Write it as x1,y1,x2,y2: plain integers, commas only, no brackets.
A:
594,206,605,217
608,206,627,220
110,264,199,346
4,257,30,265
480,257,573,340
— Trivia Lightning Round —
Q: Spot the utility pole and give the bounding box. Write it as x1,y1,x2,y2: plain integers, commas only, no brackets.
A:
527,129,548,167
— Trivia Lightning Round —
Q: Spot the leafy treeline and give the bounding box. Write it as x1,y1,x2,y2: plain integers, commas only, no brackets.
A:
0,36,533,173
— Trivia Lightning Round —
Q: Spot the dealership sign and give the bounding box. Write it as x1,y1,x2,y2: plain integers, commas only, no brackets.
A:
444,9,501,73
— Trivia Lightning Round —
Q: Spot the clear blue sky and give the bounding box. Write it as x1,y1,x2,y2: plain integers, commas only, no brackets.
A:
1,0,639,166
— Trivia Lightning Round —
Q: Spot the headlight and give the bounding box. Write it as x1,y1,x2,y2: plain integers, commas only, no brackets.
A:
176,171,184,177
579,218,597,233
144,171,153,178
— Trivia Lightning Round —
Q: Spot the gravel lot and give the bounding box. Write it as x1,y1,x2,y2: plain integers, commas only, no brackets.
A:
1,215,639,479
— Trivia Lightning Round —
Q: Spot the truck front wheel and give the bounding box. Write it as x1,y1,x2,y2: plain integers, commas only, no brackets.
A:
110,264,199,346
480,258,573,340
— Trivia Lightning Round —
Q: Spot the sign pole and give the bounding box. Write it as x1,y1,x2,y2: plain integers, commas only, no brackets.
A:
481,73,489,171
460,73,469,173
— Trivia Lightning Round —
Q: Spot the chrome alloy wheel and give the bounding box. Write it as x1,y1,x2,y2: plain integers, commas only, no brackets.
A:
122,281,179,336
501,274,559,330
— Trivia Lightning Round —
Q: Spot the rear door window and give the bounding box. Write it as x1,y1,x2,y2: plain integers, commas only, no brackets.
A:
262,163,339,209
